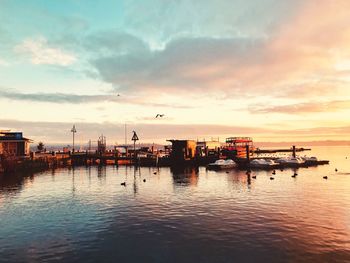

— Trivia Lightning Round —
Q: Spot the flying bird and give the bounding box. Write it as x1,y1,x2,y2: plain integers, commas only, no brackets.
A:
155,114,165,118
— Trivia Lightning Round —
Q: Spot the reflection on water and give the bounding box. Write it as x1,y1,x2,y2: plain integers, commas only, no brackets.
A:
171,166,199,186
0,147,350,262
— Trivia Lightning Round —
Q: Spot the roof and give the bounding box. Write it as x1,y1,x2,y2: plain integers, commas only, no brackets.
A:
0,132,32,142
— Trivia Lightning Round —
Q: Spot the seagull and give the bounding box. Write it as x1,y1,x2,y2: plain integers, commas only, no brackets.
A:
155,114,165,118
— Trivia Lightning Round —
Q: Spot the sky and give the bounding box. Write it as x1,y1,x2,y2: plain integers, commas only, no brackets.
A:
1,0,350,146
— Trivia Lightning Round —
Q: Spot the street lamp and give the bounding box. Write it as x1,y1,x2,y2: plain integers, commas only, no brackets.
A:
71,125,77,153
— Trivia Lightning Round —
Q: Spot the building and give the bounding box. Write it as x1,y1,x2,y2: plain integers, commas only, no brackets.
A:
222,137,254,158
196,140,221,156
167,140,197,162
0,131,32,157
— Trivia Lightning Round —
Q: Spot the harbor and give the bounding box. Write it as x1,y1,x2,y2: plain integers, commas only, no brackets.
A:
0,130,330,175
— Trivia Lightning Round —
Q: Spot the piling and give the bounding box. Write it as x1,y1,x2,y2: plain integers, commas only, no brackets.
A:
292,145,296,158
246,144,250,162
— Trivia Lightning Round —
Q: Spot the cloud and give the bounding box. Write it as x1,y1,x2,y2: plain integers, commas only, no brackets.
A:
14,37,76,66
0,89,191,108
250,100,350,115
83,0,350,102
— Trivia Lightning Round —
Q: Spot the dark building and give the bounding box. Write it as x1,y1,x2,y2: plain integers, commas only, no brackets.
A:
0,131,32,157
167,140,197,162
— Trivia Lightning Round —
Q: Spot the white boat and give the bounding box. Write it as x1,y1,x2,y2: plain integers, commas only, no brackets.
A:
275,156,305,165
302,156,318,162
207,159,236,170
249,159,278,168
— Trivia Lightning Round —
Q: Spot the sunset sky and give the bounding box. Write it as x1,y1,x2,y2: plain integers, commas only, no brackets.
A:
1,0,350,145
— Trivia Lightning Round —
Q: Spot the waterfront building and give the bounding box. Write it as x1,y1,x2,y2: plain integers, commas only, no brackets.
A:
0,131,32,157
168,140,197,162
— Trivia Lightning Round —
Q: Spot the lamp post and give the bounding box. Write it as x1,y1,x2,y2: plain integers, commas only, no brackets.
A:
71,125,77,153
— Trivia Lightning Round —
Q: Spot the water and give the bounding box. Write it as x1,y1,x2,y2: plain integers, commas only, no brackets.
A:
1,146,350,263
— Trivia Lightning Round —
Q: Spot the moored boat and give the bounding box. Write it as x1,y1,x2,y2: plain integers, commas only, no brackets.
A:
207,159,236,170
275,156,305,166
249,158,279,169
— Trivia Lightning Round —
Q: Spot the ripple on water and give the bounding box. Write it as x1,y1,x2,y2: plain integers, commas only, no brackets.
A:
1,147,350,262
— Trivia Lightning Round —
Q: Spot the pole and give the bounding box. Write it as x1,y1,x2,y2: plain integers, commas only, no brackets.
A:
134,140,136,161
71,125,77,153
292,145,296,158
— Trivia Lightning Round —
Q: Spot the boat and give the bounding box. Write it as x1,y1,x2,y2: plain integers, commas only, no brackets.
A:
275,156,305,166
249,158,279,169
301,156,318,162
207,159,236,170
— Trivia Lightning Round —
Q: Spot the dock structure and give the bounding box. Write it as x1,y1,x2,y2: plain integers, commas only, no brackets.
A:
0,130,330,174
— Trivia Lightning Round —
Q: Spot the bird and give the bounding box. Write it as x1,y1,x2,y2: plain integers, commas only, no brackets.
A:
143,179,146,182
121,182,126,186
292,174,297,178
252,175,257,179
272,170,276,175
270,177,275,180
323,176,328,180
294,172,298,176
153,172,157,175
155,114,165,118
335,168,338,172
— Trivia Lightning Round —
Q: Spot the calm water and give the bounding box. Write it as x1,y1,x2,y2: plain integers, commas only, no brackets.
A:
1,146,350,263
